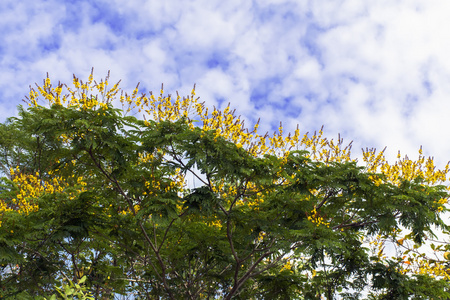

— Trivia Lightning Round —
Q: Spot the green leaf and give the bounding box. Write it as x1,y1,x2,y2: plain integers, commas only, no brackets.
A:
79,275,87,284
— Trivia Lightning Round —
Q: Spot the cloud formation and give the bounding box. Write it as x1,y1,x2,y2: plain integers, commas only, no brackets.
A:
1,0,450,166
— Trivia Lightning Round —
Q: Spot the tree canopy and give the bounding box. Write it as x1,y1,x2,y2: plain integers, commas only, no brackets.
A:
1,71,450,299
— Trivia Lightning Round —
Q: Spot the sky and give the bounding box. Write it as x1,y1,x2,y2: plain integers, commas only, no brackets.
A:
1,0,450,168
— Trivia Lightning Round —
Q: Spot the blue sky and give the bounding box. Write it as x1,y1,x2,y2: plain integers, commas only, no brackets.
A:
1,0,450,167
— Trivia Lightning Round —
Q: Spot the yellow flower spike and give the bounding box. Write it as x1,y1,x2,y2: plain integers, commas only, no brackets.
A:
44,77,51,87
132,83,140,99
87,68,94,85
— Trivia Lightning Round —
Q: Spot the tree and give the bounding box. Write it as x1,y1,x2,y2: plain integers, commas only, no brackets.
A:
1,70,450,299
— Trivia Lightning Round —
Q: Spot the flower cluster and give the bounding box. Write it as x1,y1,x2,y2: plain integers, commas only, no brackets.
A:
7,168,52,215
306,207,330,228
0,167,86,218
0,163,91,227
280,259,293,273
363,146,449,186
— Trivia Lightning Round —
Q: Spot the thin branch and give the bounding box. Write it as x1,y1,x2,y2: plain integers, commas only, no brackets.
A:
316,190,335,210
158,217,177,252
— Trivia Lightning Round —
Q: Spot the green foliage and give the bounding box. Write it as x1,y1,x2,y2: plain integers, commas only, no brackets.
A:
47,276,95,300
0,100,449,299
